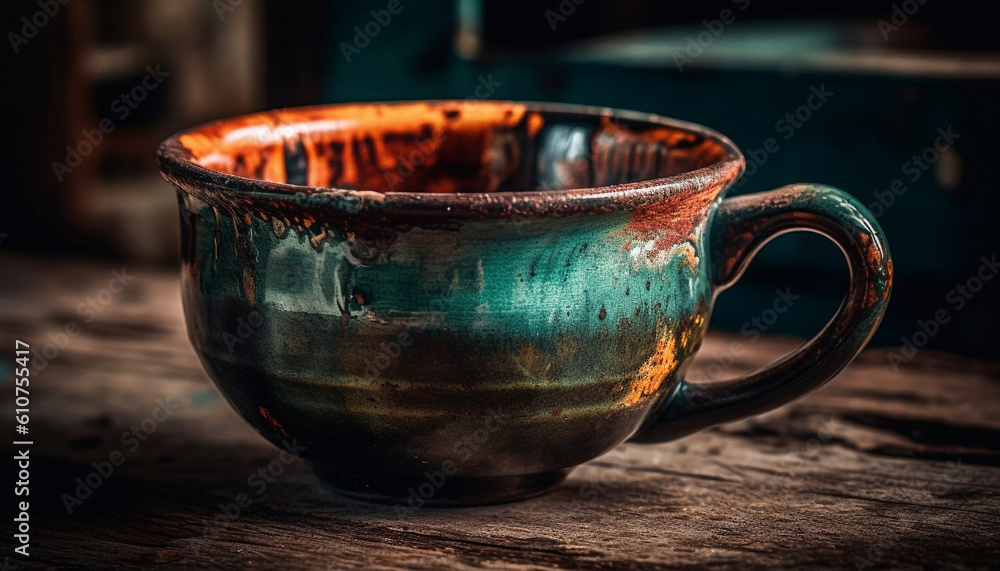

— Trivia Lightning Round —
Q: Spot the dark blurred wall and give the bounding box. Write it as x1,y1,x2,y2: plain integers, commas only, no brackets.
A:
289,0,1000,359
3,0,263,261
3,0,88,253
4,0,998,361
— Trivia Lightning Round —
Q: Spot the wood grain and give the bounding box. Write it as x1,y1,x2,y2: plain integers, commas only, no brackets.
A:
0,254,997,569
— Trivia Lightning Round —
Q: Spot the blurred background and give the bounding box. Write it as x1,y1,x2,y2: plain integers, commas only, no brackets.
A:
4,0,999,360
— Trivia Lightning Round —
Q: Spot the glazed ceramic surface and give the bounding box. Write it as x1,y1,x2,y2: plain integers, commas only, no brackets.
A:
157,101,891,505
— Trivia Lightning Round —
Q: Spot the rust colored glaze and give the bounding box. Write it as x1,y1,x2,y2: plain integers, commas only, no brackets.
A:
180,102,537,194
157,101,892,506
258,406,290,440
157,101,744,237
616,182,720,261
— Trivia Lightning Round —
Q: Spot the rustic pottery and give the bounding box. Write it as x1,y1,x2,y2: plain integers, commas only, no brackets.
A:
156,101,892,506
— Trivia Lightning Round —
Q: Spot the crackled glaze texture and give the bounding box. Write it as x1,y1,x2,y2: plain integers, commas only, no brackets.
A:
157,101,891,505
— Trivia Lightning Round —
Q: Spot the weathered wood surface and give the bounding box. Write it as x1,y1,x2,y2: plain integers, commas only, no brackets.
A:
0,254,997,570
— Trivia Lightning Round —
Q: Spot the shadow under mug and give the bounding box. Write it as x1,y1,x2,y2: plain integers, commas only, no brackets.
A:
156,101,892,506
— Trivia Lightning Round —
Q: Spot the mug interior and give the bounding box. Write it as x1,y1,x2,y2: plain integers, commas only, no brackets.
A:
169,101,736,194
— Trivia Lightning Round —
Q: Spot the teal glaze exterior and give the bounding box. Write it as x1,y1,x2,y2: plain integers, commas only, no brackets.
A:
179,196,715,495
159,101,892,505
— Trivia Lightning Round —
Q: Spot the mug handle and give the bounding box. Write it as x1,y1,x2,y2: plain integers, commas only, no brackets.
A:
631,184,892,443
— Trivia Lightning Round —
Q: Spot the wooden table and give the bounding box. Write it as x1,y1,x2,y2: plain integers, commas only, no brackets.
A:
2,254,997,569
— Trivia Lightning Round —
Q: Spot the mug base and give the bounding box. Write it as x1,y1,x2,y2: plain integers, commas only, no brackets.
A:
312,465,570,507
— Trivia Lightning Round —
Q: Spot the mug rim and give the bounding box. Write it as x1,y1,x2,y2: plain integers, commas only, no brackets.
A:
156,100,746,218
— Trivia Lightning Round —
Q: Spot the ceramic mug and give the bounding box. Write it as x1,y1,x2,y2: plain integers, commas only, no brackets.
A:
156,101,891,506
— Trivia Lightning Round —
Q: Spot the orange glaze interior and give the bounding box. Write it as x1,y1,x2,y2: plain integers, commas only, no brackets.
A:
177,101,729,194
